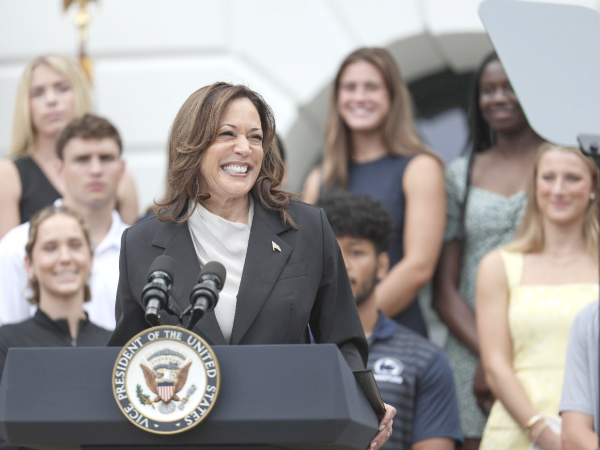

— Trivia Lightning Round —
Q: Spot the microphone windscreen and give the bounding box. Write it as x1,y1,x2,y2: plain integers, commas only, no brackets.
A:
148,255,177,280
199,261,227,285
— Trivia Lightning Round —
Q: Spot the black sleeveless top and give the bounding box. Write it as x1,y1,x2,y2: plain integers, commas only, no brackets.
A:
14,156,61,223
320,154,428,337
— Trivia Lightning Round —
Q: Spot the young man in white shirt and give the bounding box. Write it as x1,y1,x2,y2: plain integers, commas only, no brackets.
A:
0,114,129,330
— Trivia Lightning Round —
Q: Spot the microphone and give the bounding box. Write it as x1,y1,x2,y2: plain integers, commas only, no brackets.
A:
187,261,226,330
142,255,176,326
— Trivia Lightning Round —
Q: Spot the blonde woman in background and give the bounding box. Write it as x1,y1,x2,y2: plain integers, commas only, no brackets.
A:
476,144,599,450
303,47,445,337
0,54,138,239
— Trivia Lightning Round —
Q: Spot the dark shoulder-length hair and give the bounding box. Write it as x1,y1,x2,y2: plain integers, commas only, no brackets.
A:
156,82,297,229
322,47,438,190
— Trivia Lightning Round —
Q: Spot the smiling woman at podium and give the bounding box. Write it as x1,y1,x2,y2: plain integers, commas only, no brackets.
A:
107,82,395,449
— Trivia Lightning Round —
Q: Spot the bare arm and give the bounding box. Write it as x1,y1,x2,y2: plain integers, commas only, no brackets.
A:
412,438,455,450
116,169,139,225
0,160,22,240
476,251,560,450
432,240,479,355
302,167,321,205
377,154,445,317
562,411,598,450
476,250,533,423
561,305,598,450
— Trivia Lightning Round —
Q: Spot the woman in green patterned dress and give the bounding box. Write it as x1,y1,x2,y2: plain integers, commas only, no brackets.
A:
432,52,544,450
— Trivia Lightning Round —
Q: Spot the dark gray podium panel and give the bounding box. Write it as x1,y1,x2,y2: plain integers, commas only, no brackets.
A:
0,344,378,450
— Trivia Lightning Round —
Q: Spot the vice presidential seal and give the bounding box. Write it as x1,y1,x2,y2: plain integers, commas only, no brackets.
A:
112,326,220,434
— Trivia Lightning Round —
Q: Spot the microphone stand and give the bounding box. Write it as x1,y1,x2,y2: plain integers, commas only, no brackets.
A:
148,291,202,331
178,304,200,331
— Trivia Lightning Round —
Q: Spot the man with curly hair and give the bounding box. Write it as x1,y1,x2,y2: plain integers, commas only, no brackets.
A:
318,193,463,450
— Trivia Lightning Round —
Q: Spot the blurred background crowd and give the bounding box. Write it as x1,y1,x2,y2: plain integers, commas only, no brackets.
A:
2,1,600,450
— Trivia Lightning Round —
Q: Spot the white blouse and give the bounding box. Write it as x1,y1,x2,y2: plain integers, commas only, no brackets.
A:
187,197,254,344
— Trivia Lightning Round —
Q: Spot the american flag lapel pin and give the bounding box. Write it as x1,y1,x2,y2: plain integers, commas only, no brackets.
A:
272,241,281,252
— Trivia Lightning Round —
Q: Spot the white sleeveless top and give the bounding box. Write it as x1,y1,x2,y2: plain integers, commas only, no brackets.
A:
187,197,254,344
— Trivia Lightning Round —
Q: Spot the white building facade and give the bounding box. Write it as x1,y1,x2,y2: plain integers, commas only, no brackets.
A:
1,0,598,207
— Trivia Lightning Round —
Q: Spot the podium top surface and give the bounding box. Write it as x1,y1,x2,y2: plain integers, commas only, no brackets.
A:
479,0,600,146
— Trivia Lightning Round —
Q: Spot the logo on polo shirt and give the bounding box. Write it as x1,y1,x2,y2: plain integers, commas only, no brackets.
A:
112,326,220,434
373,357,404,384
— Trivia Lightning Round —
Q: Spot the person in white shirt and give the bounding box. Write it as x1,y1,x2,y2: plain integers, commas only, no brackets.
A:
0,114,129,330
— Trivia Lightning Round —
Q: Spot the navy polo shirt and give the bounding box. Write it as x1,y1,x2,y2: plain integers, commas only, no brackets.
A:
368,311,463,449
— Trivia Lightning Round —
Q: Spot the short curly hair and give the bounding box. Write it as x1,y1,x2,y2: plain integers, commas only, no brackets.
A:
317,193,395,254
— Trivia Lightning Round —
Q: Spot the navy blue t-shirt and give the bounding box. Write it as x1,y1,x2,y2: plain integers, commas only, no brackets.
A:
368,311,463,449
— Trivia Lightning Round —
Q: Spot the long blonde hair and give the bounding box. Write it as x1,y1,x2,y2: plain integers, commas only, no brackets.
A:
9,54,93,157
322,47,438,190
506,144,599,258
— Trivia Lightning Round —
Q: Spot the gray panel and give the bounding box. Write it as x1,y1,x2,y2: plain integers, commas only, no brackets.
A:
479,0,600,146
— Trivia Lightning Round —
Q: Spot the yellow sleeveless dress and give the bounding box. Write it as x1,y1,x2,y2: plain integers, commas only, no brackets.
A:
480,250,598,450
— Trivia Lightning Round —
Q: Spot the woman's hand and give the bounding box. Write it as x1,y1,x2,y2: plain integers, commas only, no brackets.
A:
472,361,495,417
368,403,396,450
533,424,561,450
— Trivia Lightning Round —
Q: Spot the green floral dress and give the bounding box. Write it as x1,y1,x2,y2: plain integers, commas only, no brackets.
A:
444,156,526,438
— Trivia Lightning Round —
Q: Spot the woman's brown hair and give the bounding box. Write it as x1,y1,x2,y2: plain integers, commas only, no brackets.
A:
506,144,599,258
322,47,438,190
26,205,93,305
156,82,297,228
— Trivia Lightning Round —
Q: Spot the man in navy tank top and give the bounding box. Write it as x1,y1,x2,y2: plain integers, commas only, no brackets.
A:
318,193,463,450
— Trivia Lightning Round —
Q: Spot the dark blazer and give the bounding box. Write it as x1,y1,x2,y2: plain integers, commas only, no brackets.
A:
108,199,368,371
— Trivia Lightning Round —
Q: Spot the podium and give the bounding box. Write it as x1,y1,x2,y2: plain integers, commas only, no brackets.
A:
0,344,378,450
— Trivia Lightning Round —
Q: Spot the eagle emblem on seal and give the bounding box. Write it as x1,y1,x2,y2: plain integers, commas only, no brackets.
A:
138,348,193,414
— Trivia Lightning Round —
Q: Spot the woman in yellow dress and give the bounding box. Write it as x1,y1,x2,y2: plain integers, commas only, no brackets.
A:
476,144,599,450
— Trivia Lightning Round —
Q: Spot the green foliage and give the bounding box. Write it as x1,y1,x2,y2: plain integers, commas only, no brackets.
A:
136,384,155,409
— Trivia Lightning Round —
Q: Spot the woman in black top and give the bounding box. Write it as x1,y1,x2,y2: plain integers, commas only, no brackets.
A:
0,205,111,379
0,54,139,239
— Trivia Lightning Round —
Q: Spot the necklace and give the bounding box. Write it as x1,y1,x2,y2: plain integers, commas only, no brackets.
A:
543,252,584,271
